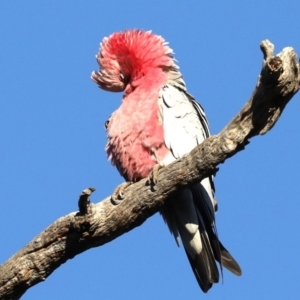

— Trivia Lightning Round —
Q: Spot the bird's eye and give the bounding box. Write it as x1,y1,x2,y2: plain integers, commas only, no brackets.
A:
119,73,125,82
104,118,110,129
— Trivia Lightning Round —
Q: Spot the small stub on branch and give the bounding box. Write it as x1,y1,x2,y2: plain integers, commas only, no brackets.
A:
78,187,95,214
260,40,275,61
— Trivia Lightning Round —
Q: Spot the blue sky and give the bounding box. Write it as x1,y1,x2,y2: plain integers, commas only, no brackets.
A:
1,1,300,299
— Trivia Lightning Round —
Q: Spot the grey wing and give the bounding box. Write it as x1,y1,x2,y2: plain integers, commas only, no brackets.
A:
158,84,209,161
158,84,241,292
157,83,216,210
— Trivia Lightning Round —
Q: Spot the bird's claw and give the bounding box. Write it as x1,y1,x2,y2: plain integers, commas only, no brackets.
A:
111,181,133,205
146,164,161,190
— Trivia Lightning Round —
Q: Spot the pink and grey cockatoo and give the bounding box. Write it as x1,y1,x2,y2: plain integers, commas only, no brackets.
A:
91,29,241,292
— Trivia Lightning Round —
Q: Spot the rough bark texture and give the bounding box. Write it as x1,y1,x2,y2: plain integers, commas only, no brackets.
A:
0,41,299,300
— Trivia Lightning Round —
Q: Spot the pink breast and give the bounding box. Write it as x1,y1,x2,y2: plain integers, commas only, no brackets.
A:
106,92,169,182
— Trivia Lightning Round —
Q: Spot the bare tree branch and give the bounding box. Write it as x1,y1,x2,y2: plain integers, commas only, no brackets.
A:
0,40,299,300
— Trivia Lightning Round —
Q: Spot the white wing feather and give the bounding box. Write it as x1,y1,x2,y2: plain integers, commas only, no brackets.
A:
159,84,206,161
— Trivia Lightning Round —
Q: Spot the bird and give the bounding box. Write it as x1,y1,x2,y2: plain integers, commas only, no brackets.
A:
91,29,241,292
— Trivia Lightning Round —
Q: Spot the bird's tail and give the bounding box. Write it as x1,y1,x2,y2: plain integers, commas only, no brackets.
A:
161,179,241,292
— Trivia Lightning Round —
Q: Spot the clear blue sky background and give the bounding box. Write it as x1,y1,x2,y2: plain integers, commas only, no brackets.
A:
1,1,300,299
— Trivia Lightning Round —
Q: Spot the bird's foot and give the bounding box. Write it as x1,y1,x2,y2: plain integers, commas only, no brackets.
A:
146,164,162,190
111,181,133,205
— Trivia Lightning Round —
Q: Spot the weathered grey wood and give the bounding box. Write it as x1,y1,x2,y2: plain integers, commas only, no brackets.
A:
0,40,299,300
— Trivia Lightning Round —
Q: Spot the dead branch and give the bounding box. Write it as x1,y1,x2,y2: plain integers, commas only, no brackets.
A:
0,40,299,300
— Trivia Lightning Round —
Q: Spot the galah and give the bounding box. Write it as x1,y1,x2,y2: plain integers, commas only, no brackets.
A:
91,29,241,292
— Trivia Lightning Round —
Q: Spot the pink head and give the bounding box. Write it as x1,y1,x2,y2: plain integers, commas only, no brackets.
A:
91,30,177,92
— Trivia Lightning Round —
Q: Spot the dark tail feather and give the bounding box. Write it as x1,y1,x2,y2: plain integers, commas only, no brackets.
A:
185,248,213,292
191,184,242,277
161,184,241,293
183,224,220,292
218,241,242,276
197,213,220,283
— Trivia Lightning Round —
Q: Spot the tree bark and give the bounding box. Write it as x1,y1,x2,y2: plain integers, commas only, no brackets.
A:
0,40,299,300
